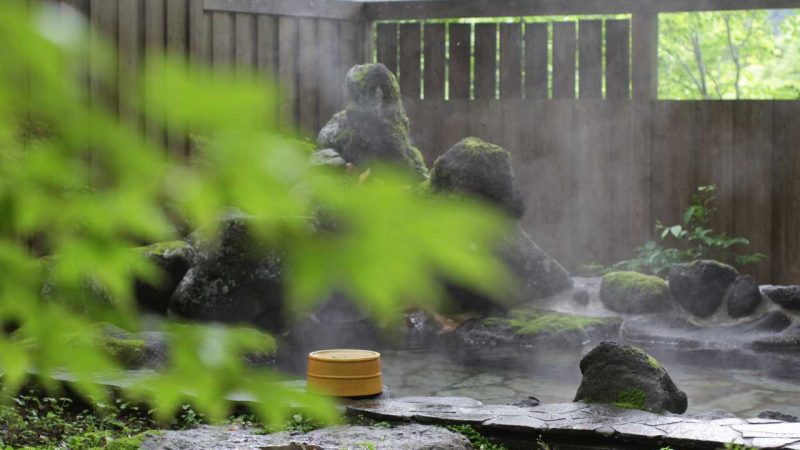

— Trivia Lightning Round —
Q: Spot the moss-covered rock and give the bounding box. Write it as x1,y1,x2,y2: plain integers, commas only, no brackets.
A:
102,337,147,369
452,309,622,347
336,64,428,179
135,241,195,315
430,137,524,219
574,341,687,414
170,213,286,332
668,259,738,318
599,271,670,315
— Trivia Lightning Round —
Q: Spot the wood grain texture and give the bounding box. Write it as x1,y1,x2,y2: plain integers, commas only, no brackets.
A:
552,22,576,99
499,23,522,100
606,19,631,99
448,23,470,100
578,20,601,99
423,23,445,100
398,22,421,99
524,22,548,99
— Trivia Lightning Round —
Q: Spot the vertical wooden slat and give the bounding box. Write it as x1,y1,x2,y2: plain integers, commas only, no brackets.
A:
552,22,576,99
628,99,653,252
499,23,522,100
772,102,800,283
578,20,602,99
398,23,421,99
297,18,318,133
278,16,298,129
448,23,470,100
144,0,165,145
632,12,658,100
90,0,119,113
695,102,735,245
473,23,496,100
317,19,340,124
166,0,187,55
234,13,256,69
339,21,364,104
606,19,631,99
733,101,772,280
525,22,548,99
256,15,278,74
189,0,210,66
376,22,398,75
211,12,233,68
651,101,696,235
117,0,140,127
607,100,634,262
423,23,445,100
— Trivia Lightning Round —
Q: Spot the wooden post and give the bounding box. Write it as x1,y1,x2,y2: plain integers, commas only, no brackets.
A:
632,11,658,100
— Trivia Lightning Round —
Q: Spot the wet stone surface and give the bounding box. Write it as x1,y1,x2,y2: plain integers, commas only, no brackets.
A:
347,397,800,449
140,424,472,450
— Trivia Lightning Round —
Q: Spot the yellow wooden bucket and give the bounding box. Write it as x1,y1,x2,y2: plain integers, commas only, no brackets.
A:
307,349,382,397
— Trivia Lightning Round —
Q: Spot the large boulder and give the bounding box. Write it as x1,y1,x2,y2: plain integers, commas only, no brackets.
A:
574,341,688,414
430,137,525,218
668,260,738,318
599,271,670,314
726,275,763,318
169,214,286,332
499,225,573,301
134,241,195,315
320,64,428,178
761,285,800,311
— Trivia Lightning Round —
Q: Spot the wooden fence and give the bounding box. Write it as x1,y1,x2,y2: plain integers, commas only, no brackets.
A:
51,0,800,283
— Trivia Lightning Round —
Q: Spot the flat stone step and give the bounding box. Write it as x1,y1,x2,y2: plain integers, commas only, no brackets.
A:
346,397,800,449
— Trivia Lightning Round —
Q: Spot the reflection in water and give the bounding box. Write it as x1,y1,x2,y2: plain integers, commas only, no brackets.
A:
380,344,800,417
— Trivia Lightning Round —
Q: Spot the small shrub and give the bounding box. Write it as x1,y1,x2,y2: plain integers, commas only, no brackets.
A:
446,424,507,450
605,185,765,277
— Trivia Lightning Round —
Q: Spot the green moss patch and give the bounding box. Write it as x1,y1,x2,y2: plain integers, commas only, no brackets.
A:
105,431,161,450
136,240,189,257
615,389,647,410
460,137,506,155
600,271,670,314
493,309,612,336
102,337,147,369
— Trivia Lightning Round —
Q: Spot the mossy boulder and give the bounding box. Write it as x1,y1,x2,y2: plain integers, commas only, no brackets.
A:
135,241,195,315
574,341,688,414
321,63,428,178
102,336,147,369
452,309,622,347
668,260,738,318
430,137,525,218
169,213,286,332
599,271,670,314
725,275,763,318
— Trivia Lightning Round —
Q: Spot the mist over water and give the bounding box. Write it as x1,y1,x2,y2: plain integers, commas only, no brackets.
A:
379,344,800,417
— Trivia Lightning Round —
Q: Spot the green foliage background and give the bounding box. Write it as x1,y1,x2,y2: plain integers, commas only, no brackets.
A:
0,2,511,427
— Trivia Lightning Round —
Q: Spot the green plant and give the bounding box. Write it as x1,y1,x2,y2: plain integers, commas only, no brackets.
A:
446,424,507,450
0,3,510,428
609,185,765,276
724,444,757,450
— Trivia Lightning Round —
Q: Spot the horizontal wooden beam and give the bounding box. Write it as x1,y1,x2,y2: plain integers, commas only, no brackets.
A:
362,0,800,20
204,0,365,21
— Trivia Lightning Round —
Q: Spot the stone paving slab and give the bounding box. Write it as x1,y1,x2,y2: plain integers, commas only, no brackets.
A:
347,397,800,449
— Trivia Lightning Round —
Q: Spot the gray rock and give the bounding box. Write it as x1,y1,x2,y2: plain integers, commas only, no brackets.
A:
340,64,428,179
310,148,347,168
762,285,800,311
668,260,738,318
726,275,763,318
572,288,590,306
574,341,688,414
134,241,195,315
140,424,473,450
316,110,349,153
599,271,670,314
758,410,799,422
499,225,573,302
169,213,285,332
430,137,524,219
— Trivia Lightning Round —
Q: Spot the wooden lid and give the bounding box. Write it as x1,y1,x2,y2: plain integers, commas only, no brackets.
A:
308,349,380,362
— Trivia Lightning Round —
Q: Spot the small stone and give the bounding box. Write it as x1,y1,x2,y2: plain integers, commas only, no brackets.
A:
572,289,590,306
758,410,800,423
726,275,763,318
310,148,347,167
762,285,800,311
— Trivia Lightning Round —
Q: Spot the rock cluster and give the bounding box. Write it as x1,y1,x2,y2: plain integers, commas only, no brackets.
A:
316,63,428,178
